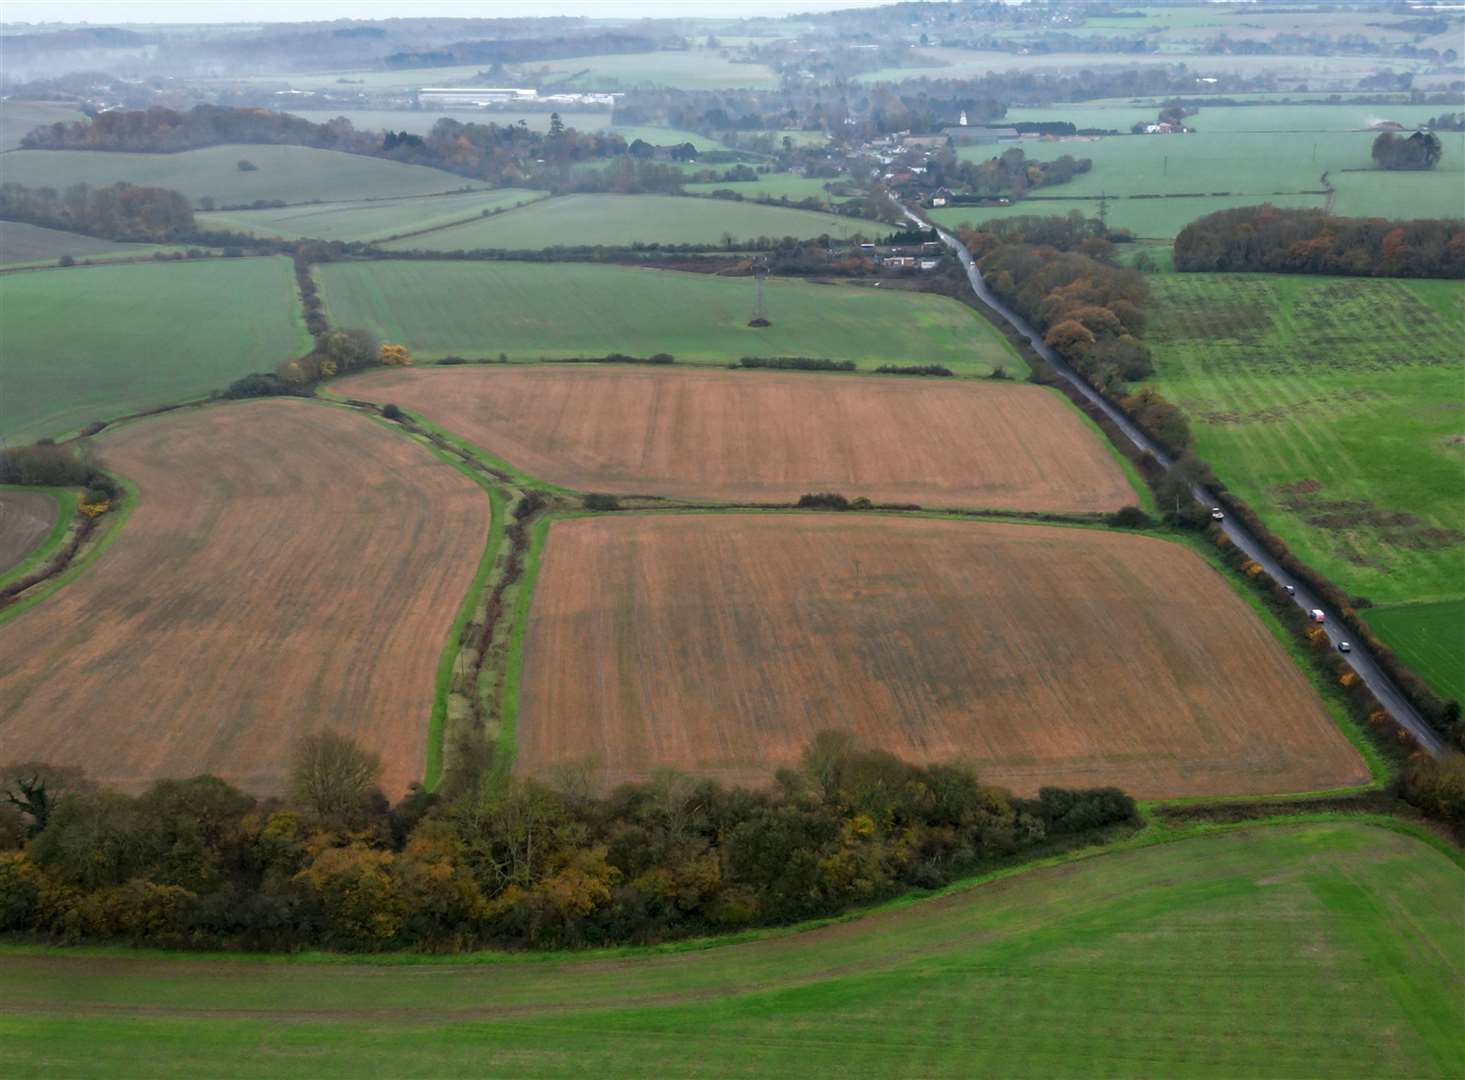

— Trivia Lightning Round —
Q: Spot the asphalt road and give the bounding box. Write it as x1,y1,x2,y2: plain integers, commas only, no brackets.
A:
918,212,1444,757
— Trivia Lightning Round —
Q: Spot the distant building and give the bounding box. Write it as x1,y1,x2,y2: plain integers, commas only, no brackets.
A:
417,87,536,107
942,126,1020,146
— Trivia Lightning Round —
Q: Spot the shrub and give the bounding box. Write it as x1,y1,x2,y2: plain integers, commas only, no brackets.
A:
583,493,621,511
220,372,310,399
739,357,854,372
873,364,953,377
58,254,74,267
0,442,99,487
1106,506,1154,529
381,404,403,421
237,159,258,172
796,493,850,510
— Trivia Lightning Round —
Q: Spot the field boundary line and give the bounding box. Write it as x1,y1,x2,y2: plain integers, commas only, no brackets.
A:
0,485,77,589
0,474,137,629
488,512,552,787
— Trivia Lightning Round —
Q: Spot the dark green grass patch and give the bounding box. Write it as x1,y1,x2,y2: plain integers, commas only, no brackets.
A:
1363,598,1465,704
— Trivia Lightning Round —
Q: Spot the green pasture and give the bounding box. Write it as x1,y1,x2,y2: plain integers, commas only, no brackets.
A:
0,98,86,151
685,173,859,206
0,257,310,442
195,188,545,242
1,822,1459,1078
1003,103,1450,135
1363,599,1465,704
1,144,473,208
957,130,1465,226
316,260,1018,374
0,221,180,266
1145,274,1465,612
529,50,779,90
929,192,1325,241
608,125,724,151
284,109,612,135
380,193,884,250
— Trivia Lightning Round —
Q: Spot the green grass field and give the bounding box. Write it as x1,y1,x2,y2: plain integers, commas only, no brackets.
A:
1,257,311,442
316,260,1019,373
0,98,86,151
1145,274,1465,615
529,50,779,90
1,144,473,208
0,221,179,265
1003,103,1451,135
947,130,1465,229
608,125,725,151
380,193,885,250
1363,599,1465,704
1,822,1458,1078
929,192,1326,241
195,188,545,242
685,173,859,206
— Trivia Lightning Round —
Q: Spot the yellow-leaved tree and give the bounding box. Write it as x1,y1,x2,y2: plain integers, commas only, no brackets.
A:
379,343,413,367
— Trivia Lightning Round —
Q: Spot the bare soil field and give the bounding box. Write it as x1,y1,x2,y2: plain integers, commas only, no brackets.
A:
0,400,488,797
346,366,1136,511
518,514,1365,798
0,489,58,575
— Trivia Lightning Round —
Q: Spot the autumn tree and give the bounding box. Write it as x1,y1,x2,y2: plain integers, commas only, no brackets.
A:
378,343,413,367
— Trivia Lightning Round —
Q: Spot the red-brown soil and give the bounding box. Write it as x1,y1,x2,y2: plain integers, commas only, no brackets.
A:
346,366,1136,511
516,513,1367,799
0,488,58,575
0,400,489,797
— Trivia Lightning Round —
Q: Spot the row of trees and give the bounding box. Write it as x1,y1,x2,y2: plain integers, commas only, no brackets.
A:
939,148,1092,201
1173,205,1465,278
1371,130,1444,171
0,732,1137,951
0,181,195,242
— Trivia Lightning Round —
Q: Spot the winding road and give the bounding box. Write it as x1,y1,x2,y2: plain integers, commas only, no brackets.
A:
918,211,1444,757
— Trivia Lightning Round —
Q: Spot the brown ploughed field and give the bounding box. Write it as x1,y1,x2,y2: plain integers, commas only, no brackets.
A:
0,488,58,575
517,513,1366,799
346,366,1136,511
0,400,488,797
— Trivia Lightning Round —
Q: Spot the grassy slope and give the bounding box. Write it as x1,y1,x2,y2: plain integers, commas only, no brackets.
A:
1146,273,1465,697
382,193,884,249
0,822,1459,1078
0,99,86,150
316,260,1020,374
195,188,545,242
1,257,311,442
685,173,858,206
530,50,779,90
0,221,174,265
929,193,1325,242
0,144,472,206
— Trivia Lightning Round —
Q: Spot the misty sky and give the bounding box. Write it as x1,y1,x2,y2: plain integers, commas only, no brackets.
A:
5,0,893,25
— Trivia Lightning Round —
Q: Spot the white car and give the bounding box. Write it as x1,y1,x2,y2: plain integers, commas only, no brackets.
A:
1284,585,1296,596
1210,508,1225,521
1338,641,1352,653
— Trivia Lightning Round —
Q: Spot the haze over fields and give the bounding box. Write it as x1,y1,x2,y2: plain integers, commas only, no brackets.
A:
0,2,1461,1074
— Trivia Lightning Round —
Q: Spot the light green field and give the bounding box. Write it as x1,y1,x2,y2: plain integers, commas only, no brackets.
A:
316,260,1018,374
284,109,612,135
1363,599,1465,704
1,822,1459,1078
1003,104,1450,134
1146,274,1465,612
0,99,87,150
685,173,858,206
930,193,1326,241
1,144,473,208
195,188,545,242
608,125,723,151
381,193,885,250
0,257,310,441
530,50,779,90
0,221,178,265
957,130,1465,225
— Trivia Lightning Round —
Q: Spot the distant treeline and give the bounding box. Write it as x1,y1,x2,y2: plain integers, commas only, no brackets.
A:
0,181,194,243
1174,205,1465,279
384,30,657,68
0,732,1137,951
935,148,1092,201
21,105,630,186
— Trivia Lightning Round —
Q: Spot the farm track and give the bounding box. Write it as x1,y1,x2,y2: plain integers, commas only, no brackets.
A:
919,210,1446,756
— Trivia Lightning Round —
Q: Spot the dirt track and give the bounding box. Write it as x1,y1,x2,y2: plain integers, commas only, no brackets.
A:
516,513,1367,799
346,366,1137,511
0,488,57,575
0,399,488,797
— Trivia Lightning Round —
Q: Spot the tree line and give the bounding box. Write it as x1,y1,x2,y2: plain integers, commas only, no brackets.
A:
0,732,1138,951
0,181,195,243
1173,205,1465,279
928,148,1092,202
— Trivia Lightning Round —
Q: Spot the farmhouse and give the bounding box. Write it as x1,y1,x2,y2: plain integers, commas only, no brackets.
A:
944,126,1021,146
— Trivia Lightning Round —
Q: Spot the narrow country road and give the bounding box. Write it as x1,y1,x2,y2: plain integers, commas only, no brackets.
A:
916,211,1444,757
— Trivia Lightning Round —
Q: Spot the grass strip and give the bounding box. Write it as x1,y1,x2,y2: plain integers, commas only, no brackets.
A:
0,485,77,589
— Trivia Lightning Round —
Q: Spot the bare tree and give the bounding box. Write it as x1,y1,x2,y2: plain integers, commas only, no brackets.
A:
289,731,383,827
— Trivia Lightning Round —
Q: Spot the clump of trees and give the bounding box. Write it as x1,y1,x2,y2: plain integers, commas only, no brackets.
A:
933,147,1092,201
1173,205,1465,278
0,732,1139,951
0,441,103,488
278,328,380,386
0,181,194,242
1371,130,1443,170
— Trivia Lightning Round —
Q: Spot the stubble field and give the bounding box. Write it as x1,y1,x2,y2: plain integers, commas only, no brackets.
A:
346,366,1130,509
0,400,489,797
516,513,1364,798
318,260,1018,374
1,822,1459,1078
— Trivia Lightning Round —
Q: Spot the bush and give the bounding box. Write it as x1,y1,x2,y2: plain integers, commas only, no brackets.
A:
873,364,953,377
583,493,621,511
237,159,258,172
1106,506,1154,529
738,357,854,372
438,356,469,365
219,373,310,399
0,442,99,487
796,493,850,510
381,404,403,421
58,254,74,267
